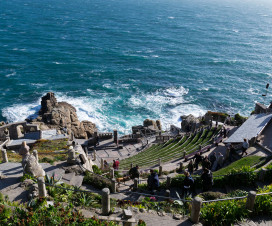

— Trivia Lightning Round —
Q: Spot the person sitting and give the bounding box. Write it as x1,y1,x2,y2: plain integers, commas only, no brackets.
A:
113,159,120,170
147,169,159,193
129,165,140,180
181,171,194,199
201,168,213,192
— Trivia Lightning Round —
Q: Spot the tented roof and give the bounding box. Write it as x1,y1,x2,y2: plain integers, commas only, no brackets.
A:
224,113,272,143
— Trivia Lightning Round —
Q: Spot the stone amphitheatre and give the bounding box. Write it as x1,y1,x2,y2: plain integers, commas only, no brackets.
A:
0,93,272,225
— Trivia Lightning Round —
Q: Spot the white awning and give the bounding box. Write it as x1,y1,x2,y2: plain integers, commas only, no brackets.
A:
224,113,272,143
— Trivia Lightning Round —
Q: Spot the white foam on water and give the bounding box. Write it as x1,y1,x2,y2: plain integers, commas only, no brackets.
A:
5,71,16,77
2,102,41,122
2,86,206,134
128,86,205,130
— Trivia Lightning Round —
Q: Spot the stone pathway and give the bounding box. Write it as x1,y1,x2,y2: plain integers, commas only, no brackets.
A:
0,162,65,202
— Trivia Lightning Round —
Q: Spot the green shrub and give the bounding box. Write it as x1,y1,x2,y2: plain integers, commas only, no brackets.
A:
83,171,112,192
0,200,117,225
234,113,247,126
201,199,248,225
254,185,272,216
198,191,225,201
92,165,103,175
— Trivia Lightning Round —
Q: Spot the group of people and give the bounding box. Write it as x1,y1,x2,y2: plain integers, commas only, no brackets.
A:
181,168,213,199
128,165,160,193
103,159,120,170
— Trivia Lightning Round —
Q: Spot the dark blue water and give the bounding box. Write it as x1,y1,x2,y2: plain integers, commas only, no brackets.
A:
1,0,272,133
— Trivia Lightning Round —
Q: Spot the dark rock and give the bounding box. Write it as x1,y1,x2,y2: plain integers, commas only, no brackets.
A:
33,92,97,139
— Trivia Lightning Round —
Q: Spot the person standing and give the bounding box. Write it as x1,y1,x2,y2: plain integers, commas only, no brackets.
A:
241,138,249,156
229,144,235,162
201,168,213,192
216,152,224,170
188,160,194,174
209,152,217,169
181,171,194,199
194,153,203,170
147,169,160,193
113,159,120,170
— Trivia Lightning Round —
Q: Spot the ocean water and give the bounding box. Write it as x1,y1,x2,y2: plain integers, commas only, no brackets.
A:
1,0,272,134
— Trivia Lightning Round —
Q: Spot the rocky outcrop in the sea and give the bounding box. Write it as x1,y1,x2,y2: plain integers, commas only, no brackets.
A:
32,92,97,139
181,114,201,132
143,119,162,131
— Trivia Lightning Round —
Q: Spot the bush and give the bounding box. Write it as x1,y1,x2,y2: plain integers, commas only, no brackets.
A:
254,185,272,216
198,191,225,201
234,113,247,126
83,171,112,192
0,199,117,225
213,166,257,188
92,165,103,175
201,199,248,225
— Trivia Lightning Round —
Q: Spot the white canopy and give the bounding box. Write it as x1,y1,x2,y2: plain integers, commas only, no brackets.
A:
224,113,272,143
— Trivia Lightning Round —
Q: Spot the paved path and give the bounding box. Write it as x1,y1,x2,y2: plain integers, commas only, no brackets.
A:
0,162,65,202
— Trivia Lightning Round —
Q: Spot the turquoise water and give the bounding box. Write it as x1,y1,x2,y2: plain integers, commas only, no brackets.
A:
1,0,272,133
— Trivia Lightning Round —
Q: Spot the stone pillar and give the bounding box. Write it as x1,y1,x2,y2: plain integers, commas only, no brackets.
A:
133,178,139,190
113,130,118,144
93,150,96,161
1,149,8,163
111,178,117,193
159,166,163,176
165,189,170,197
102,188,110,216
37,177,47,198
179,162,183,171
246,191,256,211
101,158,104,170
190,197,202,224
33,150,38,162
158,158,161,166
110,168,115,179
69,149,76,160
166,176,171,188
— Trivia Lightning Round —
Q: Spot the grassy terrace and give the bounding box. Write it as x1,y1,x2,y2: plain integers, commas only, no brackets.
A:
5,139,69,164
213,155,264,176
120,127,221,169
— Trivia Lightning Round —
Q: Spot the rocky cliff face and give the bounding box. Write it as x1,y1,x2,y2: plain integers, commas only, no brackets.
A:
181,114,200,132
32,92,96,139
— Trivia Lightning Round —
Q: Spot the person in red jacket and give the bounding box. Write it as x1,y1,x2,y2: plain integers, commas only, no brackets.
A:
113,159,120,170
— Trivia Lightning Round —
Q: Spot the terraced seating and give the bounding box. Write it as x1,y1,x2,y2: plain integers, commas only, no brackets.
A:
120,127,221,169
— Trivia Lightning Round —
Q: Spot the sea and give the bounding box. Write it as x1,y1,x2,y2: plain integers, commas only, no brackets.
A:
1,0,272,134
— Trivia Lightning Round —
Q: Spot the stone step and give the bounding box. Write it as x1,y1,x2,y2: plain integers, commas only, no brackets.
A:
62,172,84,187
62,172,75,185
70,175,84,187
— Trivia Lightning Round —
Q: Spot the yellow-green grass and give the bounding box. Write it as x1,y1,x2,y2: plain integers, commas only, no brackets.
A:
214,156,264,176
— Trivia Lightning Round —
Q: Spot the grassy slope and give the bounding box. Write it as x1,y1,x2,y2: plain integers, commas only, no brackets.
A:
6,139,69,163
214,156,264,176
